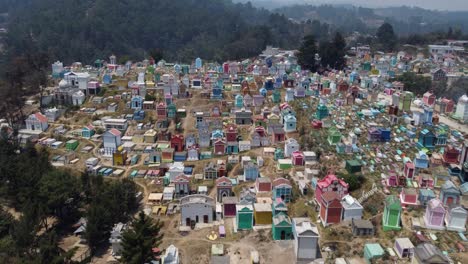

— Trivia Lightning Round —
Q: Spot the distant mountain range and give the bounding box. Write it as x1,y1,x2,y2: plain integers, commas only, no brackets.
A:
233,0,468,12
1,0,466,65
273,4,468,35
1,0,307,64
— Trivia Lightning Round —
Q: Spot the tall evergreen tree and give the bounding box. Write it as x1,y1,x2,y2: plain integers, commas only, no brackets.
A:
297,35,319,72
85,202,111,251
376,22,397,52
318,32,346,70
121,211,164,264
332,32,346,70
318,39,331,68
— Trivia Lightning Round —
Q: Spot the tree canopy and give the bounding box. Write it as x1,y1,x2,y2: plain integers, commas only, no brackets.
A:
121,211,164,264
319,32,347,70
5,0,307,64
297,35,319,72
0,140,140,261
376,22,397,52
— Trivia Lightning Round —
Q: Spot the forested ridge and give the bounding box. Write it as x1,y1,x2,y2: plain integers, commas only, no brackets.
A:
3,0,314,64
275,4,468,36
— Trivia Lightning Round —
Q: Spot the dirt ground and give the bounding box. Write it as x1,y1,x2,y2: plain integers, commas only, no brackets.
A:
158,217,295,264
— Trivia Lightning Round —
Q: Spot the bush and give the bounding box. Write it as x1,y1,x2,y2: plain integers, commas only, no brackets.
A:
338,173,365,192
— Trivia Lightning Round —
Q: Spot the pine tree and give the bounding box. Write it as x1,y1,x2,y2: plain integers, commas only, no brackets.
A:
297,35,319,72
376,22,397,52
121,211,164,264
332,32,346,70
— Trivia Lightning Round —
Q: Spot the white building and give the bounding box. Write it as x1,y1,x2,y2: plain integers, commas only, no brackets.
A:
455,94,468,123
103,118,128,132
341,194,363,221
445,206,467,232
168,162,185,182
102,128,122,156
44,108,61,122
428,44,464,55
72,90,85,106
63,71,90,91
162,245,180,264
180,194,215,226
109,222,127,256
292,217,320,262
52,61,64,77
284,138,299,157
25,112,48,131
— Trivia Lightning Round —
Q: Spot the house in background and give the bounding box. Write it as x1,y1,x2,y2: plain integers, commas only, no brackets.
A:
103,128,122,156
25,112,48,131
185,134,196,149
327,128,342,145
267,119,282,138
292,217,320,262
168,162,185,182
44,107,62,122
345,159,362,174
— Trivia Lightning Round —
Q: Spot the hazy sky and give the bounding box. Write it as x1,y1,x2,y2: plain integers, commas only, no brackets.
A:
244,0,468,11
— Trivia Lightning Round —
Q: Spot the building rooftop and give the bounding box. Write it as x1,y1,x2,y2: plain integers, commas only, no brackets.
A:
180,194,214,206
293,217,319,237
365,243,384,257
352,219,373,229
254,203,272,212
395,238,414,249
